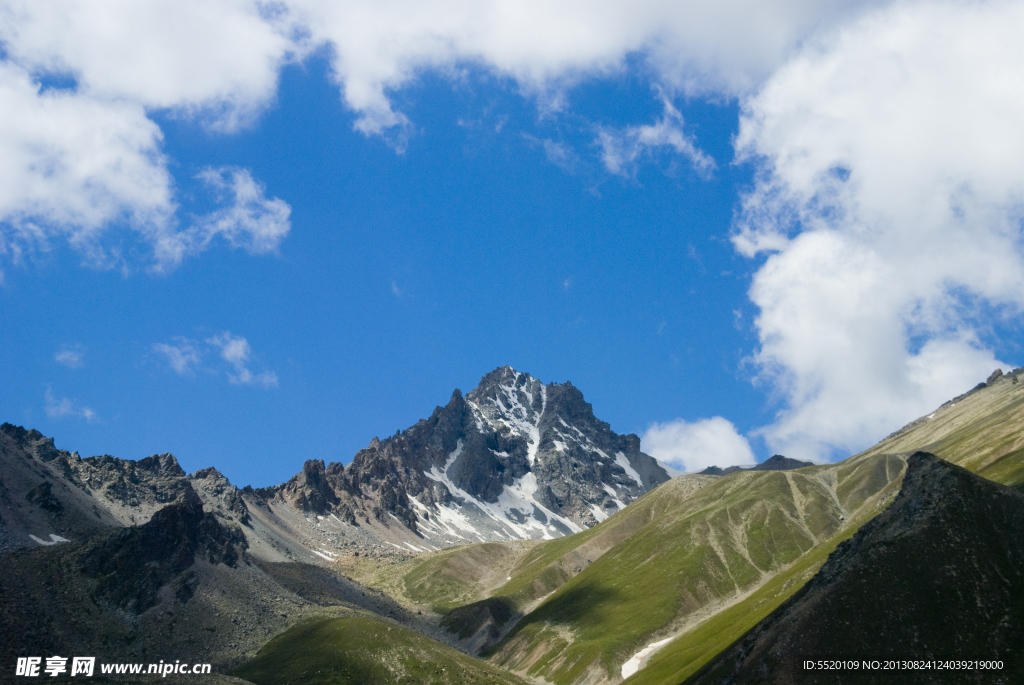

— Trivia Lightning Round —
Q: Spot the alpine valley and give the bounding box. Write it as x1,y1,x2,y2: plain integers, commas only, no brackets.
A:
2,366,1023,684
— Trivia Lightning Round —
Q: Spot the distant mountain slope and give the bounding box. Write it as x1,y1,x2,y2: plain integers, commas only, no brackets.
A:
356,450,904,684
486,453,904,685
856,366,1024,490
700,455,814,476
0,424,447,674
686,452,1024,685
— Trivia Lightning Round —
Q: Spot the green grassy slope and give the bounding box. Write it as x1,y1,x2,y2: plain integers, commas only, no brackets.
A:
857,371,1024,488
233,614,530,685
363,476,716,619
627,374,1024,685
487,454,905,684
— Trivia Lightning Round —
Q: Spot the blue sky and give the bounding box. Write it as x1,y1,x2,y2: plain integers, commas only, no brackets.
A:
2,1,1023,486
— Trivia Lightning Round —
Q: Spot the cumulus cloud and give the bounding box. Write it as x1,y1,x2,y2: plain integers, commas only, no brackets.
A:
597,96,716,177
0,2,294,270
154,332,277,387
206,332,279,387
0,61,290,271
0,0,875,266
286,0,874,137
151,167,292,270
0,0,297,129
0,62,174,266
153,339,202,375
734,0,1024,460
55,344,85,369
44,386,97,422
641,417,756,473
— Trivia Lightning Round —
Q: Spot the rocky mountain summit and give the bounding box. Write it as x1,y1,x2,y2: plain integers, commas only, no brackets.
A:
261,366,671,548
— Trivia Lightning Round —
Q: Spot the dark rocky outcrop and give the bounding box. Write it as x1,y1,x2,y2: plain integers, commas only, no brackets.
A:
279,459,340,514
687,452,1024,684
700,455,813,476
80,488,247,613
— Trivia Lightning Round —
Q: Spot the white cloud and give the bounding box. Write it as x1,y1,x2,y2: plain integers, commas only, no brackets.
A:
734,0,1024,461
286,0,877,138
206,332,278,387
0,2,294,270
523,135,580,174
0,0,297,130
0,61,174,266
153,339,202,375
597,96,715,177
641,417,756,473
0,0,879,267
44,386,97,422
151,167,292,271
55,345,85,368
154,332,277,387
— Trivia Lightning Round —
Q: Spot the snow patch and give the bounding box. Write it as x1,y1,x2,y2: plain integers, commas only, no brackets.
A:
30,534,69,546
588,502,609,522
621,636,675,679
423,439,583,540
616,451,644,487
602,483,627,510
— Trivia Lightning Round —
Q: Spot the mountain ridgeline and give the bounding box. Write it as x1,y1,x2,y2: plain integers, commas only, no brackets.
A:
271,366,671,549
3,365,1024,684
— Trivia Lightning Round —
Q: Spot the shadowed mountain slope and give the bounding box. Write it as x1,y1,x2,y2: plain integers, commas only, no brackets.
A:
234,615,531,685
685,452,1024,685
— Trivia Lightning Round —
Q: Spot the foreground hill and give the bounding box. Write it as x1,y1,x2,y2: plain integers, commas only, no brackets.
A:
234,615,530,685
686,452,1024,685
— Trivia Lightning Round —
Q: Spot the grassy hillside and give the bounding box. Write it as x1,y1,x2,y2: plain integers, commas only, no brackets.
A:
625,373,1024,684
488,454,905,684
856,371,1024,490
362,476,716,618
233,614,530,685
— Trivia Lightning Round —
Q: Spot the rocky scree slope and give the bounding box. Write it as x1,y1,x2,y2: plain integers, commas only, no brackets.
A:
686,452,1024,685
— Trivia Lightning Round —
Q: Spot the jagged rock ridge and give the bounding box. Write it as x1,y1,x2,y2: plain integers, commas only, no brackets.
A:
265,366,671,548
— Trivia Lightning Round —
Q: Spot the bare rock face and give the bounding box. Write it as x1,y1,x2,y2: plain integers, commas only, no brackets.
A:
306,366,671,545
279,459,340,514
688,452,1024,685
